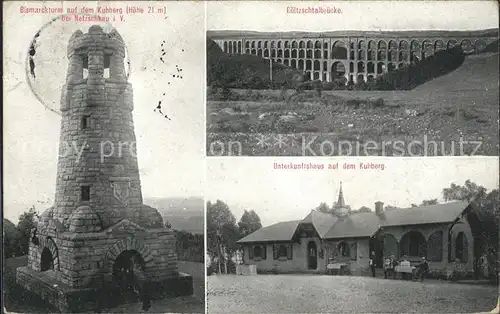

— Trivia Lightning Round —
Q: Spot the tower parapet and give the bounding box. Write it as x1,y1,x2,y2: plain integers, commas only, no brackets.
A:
66,26,126,85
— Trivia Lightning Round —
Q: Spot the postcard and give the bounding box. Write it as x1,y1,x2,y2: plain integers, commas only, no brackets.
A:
3,1,205,313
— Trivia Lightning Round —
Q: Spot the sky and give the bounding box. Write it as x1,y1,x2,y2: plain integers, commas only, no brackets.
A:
208,1,499,32
206,157,500,227
3,1,205,223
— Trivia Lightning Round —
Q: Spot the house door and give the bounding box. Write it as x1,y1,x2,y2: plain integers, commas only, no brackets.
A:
308,241,317,269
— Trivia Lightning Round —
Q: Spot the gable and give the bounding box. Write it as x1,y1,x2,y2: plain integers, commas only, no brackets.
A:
104,219,147,236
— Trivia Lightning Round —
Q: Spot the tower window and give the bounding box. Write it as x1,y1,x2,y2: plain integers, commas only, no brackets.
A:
104,54,111,78
82,54,89,79
81,115,91,129
81,186,90,201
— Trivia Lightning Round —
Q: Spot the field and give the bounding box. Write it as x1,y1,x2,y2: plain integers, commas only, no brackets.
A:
207,53,499,156
207,274,499,313
3,256,204,313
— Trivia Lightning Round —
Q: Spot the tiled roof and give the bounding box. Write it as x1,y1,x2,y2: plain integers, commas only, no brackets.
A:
323,212,381,239
300,210,339,238
325,201,470,239
237,220,300,243
237,201,470,243
379,201,470,227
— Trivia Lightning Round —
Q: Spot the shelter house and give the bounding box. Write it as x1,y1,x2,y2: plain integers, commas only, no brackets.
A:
237,183,478,277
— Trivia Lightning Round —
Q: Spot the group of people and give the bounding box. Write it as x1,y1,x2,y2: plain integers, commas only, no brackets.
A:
369,252,429,281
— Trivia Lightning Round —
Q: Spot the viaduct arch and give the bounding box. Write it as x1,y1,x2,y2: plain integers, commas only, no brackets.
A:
214,33,497,84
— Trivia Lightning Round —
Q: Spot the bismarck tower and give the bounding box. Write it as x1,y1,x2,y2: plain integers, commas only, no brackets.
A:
17,25,193,312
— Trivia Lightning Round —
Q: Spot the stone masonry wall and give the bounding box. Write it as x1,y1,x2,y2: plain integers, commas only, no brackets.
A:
30,227,178,289
53,25,143,228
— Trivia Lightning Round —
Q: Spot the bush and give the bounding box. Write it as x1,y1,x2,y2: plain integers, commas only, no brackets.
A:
370,98,385,108
207,87,240,101
207,39,302,90
321,81,336,91
366,46,466,90
174,230,204,263
3,219,22,258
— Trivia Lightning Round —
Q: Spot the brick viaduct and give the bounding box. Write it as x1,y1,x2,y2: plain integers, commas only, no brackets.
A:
211,32,498,83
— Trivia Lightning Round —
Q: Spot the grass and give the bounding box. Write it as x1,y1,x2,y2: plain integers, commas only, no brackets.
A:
3,256,56,313
207,53,499,156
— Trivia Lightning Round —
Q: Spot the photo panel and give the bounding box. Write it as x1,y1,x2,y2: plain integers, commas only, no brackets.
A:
206,1,499,157
206,156,500,313
3,1,205,313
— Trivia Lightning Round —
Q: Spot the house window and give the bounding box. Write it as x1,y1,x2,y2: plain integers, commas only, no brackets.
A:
287,244,293,260
427,231,443,262
81,186,90,201
338,241,350,257
273,244,293,260
82,54,89,79
455,232,468,263
253,245,266,260
103,54,111,78
279,245,287,258
248,246,254,260
81,115,91,129
350,243,357,261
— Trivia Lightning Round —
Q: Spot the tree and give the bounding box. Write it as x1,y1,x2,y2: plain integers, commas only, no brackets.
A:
442,180,488,202
238,210,262,238
441,180,499,279
206,200,240,274
17,206,38,256
351,206,372,214
384,205,400,210
3,218,21,258
315,202,331,214
421,199,438,206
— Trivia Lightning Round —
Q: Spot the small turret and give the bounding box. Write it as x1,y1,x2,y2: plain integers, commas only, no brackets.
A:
333,182,349,217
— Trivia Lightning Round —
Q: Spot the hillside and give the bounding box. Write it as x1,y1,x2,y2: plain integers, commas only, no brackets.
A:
413,52,499,92
144,197,204,234
207,38,302,89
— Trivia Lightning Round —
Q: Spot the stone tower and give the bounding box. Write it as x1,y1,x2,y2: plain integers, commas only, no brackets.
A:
17,25,193,312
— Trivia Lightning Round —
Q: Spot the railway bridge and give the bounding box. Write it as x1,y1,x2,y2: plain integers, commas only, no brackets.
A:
210,30,498,83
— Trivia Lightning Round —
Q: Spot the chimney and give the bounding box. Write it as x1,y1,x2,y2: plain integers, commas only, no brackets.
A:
375,201,384,216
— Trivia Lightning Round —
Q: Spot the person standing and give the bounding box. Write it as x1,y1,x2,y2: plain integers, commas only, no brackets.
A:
133,258,151,312
369,252,376,278
384,256,391,279
416,257,429,281
392,256,399,279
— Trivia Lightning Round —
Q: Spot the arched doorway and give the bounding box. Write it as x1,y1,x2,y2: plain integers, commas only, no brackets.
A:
455,232,468,263
40,247,54,271
307,241,317,270
383,233,399,259
112,250,146,302
400,231,427,258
